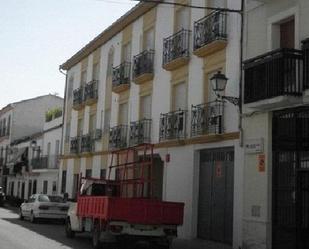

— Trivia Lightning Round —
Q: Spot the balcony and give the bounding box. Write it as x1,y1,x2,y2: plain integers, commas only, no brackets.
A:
159,110,187,141
109,125,128,149
129,119,152,146
133,50,155,84
244,48,303,109
162,29,191,71
193,11,227,57
191,101,224,137
73,87,84,110
80,134,94,153
84,80,98,105
70,137,80,154
112,62,131,93
31,155,59,170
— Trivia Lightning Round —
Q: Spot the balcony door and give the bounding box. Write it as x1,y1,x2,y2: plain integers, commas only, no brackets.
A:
175,7,190,31
280,19,295,49
144,28,155,50
140,95,152,119
119,102,128,126
172,82,187,111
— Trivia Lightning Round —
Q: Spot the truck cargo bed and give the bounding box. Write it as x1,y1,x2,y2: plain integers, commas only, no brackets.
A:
77,196,184,225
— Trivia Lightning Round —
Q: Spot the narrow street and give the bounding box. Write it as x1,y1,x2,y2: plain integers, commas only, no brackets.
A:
0,206,92,249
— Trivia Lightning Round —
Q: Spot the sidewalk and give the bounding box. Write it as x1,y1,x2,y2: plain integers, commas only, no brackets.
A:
171,239,233,249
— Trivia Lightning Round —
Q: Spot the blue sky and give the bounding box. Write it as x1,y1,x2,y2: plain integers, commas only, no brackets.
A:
0,0,137,109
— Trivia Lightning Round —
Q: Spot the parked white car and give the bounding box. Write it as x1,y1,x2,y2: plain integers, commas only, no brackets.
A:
19,194,69,223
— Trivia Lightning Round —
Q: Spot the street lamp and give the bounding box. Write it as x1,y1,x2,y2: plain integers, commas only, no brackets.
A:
210,71,240,106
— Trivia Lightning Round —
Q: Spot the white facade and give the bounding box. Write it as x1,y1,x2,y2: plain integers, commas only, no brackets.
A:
60,1,243,247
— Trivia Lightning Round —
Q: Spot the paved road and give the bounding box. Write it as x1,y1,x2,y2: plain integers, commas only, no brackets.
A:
0,206,93,249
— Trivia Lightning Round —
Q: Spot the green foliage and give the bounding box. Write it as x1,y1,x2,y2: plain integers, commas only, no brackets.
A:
45,108,63,122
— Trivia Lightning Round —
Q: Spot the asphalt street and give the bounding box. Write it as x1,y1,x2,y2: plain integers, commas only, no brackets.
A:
0,206,93,249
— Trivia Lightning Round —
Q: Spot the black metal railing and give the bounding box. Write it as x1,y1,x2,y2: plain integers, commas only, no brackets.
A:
163,29,191,66
302,39,309,89
191,101,224,137
244,48,303,104
84,80,98,102
159,110,187,141
80,134,94,153
129,119,152,146
112,62,131,87
109,125,128,149
73,87,84,107
31,155,59,170
70,137,80,154
133,50,155,79
194,11,227,51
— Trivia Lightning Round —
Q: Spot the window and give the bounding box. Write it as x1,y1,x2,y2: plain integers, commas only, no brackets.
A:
2,118,6,136
175,7,190,31
86,169,92,178
104,109,111,132
119,103,128,125
47,142,51,156
32,180,37,194
61,170,67,194
55,140,60,156
43,181,48,194
28,180,32,198
93,63,100,81
280,19,295,49
77,118,84,136
144,28,155,50
6,115,10,135
122,42,131,62
0,120,2,136
89,113,96,133
81,70,87,85
173,82,187,110
100,169,106,179
207,72,220,103
65,122,71,143
107,48,114,77
140,95,152,119
72,174,79,199
68,77,74,100
52,181,57,194
208,0,225,8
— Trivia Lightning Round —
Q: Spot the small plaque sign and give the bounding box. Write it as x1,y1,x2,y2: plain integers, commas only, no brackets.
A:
245,138,264,154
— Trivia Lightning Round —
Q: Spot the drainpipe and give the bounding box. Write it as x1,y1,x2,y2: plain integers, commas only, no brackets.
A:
238,0,245,147
59,67,67,195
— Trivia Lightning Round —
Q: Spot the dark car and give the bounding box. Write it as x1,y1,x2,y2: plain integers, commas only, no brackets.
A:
0,187,5,206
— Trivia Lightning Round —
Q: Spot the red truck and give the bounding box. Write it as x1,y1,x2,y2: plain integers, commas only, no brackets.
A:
65,144,184,249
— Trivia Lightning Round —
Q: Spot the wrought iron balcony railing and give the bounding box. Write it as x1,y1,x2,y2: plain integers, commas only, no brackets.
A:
129,119,152,146
31,155,59,170
302,39,309,90
159,110,187,141
133,50,155,80
73,87,84,107
70,136,80,154
112,62,131,87
191,101,224,137
194,11,227,51
163,29,191,66
80,134,94,153
109,125,128,149
244,48,303,104
84,80,98,104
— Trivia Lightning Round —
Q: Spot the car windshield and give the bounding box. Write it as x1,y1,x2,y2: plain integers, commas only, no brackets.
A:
38,195,65,203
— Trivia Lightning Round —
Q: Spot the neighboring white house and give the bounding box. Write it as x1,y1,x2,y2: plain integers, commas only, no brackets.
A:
6,109,63,199
59,1,243,248
0,94,63,194
242,1,309,249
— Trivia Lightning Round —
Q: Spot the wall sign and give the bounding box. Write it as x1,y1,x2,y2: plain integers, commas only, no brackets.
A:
245,138,264,154
258,154,266,172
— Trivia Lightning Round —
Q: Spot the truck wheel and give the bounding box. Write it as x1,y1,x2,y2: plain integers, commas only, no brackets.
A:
19,209,24,220
30,211,36,223
65,218,75,238
92,222,102,249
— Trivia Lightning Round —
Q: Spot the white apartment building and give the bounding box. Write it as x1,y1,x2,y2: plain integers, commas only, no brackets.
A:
59,1,243,247
6,108,63,199
0,94,63,189
243,1,309,249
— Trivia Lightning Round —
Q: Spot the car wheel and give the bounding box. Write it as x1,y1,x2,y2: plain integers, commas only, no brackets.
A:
30,211,36,223
92,222,102,249
19,209,24,220
65,218,75,238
